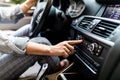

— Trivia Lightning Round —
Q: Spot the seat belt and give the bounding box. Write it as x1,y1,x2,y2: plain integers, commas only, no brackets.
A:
36,63,48,80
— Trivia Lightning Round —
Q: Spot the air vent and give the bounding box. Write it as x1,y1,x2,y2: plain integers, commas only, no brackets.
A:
92,20,119,38
78,17,94,30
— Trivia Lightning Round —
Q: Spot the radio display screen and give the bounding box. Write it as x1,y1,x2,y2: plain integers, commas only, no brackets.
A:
102,4,120,20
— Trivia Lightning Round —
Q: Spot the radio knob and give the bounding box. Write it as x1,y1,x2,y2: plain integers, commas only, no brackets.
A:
87,43,99,54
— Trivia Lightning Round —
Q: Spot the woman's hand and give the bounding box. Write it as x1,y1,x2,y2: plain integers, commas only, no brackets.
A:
20,0,38,13
49,40,83,58
26,39,82,57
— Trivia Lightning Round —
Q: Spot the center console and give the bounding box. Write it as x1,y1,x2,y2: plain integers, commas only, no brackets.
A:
68,15,120,80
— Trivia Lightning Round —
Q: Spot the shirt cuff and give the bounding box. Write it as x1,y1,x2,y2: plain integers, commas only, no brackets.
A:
12,37,29,54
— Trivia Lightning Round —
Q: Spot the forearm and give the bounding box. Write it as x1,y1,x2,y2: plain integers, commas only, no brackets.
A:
26,39,83,58
26,42,51,55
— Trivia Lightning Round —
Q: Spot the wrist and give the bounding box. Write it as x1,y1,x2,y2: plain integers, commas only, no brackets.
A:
48,46,52,54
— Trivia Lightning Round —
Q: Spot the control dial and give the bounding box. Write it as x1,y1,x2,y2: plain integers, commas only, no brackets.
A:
87,43,99,54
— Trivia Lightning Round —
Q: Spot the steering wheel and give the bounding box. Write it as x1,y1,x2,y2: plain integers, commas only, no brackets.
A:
30,0,53,38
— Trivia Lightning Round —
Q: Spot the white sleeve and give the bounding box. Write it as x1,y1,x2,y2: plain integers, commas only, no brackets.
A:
0,30,29,54
0,5,22,21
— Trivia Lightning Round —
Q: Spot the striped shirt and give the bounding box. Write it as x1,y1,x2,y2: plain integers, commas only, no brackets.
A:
0,5,29,54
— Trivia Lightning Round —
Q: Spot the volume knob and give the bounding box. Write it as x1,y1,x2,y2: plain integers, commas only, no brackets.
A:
87,43,98,54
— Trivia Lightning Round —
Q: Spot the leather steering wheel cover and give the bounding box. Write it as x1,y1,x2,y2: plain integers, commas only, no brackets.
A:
30,0,53,38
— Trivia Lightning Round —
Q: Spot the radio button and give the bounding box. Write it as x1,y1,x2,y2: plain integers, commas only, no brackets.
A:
76,35,83,40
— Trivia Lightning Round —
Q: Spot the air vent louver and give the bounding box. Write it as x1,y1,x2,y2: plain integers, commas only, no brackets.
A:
92,20,119,38
78,17,94,30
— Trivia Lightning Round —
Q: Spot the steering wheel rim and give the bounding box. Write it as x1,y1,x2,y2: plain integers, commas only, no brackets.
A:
30,0,53,38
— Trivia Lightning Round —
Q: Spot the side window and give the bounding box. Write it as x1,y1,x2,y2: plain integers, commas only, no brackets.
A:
0,0,25,7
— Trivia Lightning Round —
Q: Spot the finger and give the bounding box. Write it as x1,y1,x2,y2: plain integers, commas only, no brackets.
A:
67,40,83,45
63,52,69,58
64,43,74,54
63,46,71,55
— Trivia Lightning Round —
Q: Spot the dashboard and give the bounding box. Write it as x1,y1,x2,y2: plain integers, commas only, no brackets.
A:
63,0,120,80
70,15,120,80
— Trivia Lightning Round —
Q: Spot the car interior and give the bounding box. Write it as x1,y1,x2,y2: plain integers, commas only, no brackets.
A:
1,0,120,80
